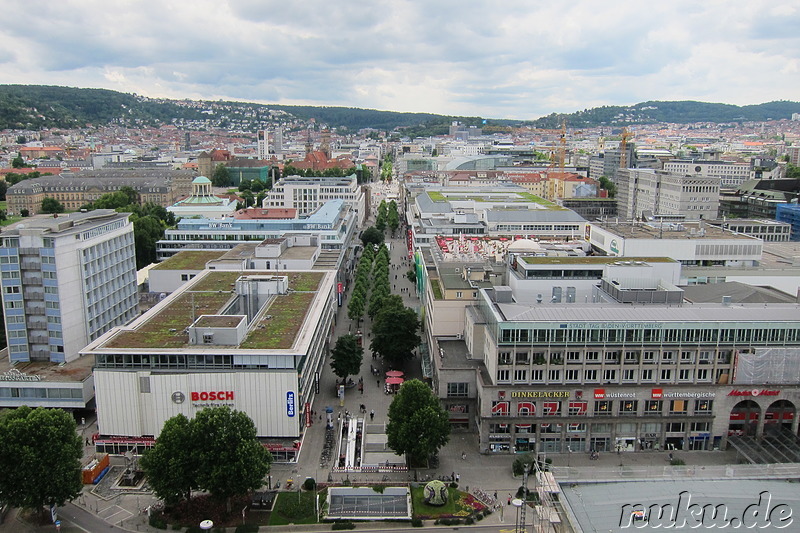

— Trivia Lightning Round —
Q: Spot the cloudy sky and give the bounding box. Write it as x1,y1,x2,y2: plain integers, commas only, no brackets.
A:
1,1,798,120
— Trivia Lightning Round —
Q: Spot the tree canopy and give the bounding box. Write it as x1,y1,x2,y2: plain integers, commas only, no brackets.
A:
386,380,450,466
141,407,272,511
40,197,65,214
0,406,83,514
212,163,231,187
370,295,420,368
361,226,384,248
139,414,197,506
330,334,364,381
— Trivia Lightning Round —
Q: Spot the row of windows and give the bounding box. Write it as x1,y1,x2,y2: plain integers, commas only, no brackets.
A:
499,326,799,345
489,421,710,434
490,399,713,417
499,349,728,366
95,353,241,369
0,387,83,399
497,367,719,384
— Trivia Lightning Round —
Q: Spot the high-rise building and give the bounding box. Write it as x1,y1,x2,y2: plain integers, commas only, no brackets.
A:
1,210,138,364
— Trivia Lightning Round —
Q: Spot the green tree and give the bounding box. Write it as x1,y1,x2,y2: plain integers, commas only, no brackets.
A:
192,407,272,512
0,180,7,201
330,334,364,382
132,215,164,269
20,208,29,217
238,179,253,192
787,164,800,180
598,176,617,198
370,295,420,368
40,197,65,214
0,406,83,517
11,152,25,168
347,291,365,323
361,226,384,248
386,380,450,467
140,414,197,506
212,163,231,187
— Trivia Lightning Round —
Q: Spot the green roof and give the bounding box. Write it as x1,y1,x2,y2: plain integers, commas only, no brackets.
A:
104,271,324,350
151,251,228,271
193,176,212,183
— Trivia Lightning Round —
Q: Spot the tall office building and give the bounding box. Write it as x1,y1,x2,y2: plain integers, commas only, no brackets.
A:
1,210,138,364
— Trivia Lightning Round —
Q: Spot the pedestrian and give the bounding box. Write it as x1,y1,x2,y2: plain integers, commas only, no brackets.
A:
456,473,460,483
377,379,380,387
370,410,375,421
461,451,467,460
508,496,511,505
493,491,498,501
85,437,90,446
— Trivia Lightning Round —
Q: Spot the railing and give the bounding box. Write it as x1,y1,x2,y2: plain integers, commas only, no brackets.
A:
551,463,800,482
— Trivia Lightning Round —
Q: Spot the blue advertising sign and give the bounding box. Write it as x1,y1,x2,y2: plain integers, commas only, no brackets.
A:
286,391,295,417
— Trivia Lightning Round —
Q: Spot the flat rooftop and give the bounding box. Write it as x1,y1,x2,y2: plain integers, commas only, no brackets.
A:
0,355,94,383
519,256,677,265
98,270,325,350
151,250,227,270
591,221,757,240
561,479,800,532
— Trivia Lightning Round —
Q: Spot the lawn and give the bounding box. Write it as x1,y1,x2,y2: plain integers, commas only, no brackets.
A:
411,486,486,519
268,490,320,526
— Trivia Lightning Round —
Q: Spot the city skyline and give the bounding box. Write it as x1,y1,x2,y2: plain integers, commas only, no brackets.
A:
0,1,798,120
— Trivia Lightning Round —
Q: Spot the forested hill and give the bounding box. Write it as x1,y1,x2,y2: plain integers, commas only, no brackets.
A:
0,85,448,132
0,85,798,132
532,100,800,129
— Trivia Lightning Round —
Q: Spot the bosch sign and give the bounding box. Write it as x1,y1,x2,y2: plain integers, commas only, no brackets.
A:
191,391,234,401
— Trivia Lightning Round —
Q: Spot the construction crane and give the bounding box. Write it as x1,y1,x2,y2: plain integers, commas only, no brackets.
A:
619,127,632,169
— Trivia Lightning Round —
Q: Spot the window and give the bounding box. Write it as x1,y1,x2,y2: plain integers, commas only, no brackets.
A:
497,370,510,382
3,286,20,294
605,351,619,362
696,369,710,382
691,422,710,432
681,351,694,362
498,351,512,365
603,369,617,383
203,333,214,344
669,400,688,415
585,351,599,363
569,401,588,416
584,369,598,382
594,401,613,415
531,369,543,382
456,291,463,298
645,400,662,414
678,369,693,382
660,369,672,382
565,369,579,382
514,369,528,382
661,351,674,362
624,351,639,363
515,352,530,364
490,424,510,434
641,369,654,382
620,400,638,414
548,369,561,382
566,351,581,363
666,422,685,433
642,351,656,363
622,369,636,382
446,383,469,397
694,400,713,413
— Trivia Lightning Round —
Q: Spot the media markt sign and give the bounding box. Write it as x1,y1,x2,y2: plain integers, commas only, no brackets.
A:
728,389,780,397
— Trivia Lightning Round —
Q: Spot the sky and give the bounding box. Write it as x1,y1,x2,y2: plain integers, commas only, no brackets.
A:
1,1,798,120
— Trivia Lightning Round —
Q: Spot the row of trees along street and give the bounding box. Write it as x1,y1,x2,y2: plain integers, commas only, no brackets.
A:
332,201,450,467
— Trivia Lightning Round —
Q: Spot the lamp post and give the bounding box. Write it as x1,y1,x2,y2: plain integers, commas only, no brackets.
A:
511,498,523,532
519,462,530,532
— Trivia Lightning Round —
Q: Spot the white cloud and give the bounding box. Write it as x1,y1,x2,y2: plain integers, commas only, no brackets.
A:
0,0,797,119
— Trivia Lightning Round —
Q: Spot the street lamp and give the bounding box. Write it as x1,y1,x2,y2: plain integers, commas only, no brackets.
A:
518,462,531,532
511,498,523,532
